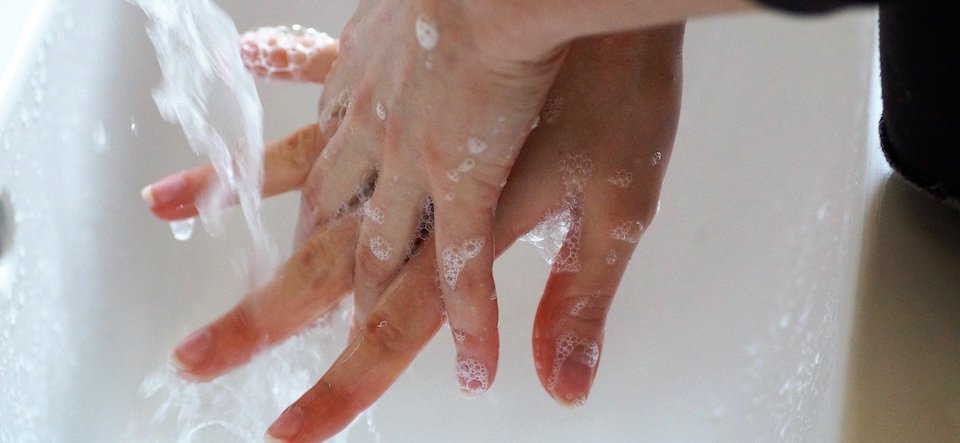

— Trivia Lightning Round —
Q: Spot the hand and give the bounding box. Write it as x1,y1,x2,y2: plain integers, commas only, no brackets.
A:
284,0,573,384
144,25,684,442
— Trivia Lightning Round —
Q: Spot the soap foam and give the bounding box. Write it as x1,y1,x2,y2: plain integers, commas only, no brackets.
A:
455,357,489,396
548,331,600,391
441,237,485,289
414,15,439,51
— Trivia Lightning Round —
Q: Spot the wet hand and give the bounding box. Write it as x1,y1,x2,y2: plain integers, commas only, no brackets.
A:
143,25,684,442
281,0,573,381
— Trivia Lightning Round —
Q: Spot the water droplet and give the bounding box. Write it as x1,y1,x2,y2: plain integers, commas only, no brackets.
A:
92,122,108,153
778,313,790,329
605,249,617,265
610,220,644,243
606,170,633,188
457,158,475,172
414,15,439,50
467,137,487,154
169,217,196,241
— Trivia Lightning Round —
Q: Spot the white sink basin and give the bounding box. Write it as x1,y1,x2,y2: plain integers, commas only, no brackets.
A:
3,1,957,442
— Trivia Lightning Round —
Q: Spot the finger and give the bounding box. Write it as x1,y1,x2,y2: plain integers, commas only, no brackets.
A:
262,153,564,442
432,193,500,397
144,124,326,221
265,243,445,443
531,192,657,407
171,215,359,381
351,177,428,334
293,118,378,246
264,156,569,441
240,26,338,84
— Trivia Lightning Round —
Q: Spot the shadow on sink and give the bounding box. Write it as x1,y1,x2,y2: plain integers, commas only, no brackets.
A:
844,175,960,442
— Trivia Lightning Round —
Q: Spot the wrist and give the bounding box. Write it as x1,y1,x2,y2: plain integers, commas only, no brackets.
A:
457,0,573,63
461,0,755,61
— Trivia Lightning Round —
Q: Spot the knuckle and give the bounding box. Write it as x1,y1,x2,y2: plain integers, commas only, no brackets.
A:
290,232,330,277
450,268,489,296
428,162,507,205
299,188,324,223
337,25,357,55
290,225,355,286
461,172,504,204
354,239,394,286
279,124,320,169
562,292,614,328
347,86,373,112
359,312,407,356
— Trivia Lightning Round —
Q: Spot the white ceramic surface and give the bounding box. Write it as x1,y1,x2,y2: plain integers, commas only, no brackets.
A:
2,1,958,442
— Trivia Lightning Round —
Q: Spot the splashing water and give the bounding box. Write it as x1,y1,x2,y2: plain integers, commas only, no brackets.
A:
133,0,276,284
135,311,378,443
127,1,377,441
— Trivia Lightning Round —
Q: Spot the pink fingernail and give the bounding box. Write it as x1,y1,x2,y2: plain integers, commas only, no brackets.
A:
142,173,187,205
171,328,212,371
266,405,304,442
547,331,600,406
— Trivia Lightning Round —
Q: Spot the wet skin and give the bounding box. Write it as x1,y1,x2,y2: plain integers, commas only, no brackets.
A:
144,26,683,442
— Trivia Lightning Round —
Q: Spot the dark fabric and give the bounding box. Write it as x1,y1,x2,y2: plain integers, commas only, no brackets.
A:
756,0,883,13
757,0,959,205
878,2,960,206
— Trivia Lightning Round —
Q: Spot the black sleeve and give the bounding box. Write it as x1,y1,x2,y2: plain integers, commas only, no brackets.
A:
878,2,959,207
756,1,960,206
756,0,883,13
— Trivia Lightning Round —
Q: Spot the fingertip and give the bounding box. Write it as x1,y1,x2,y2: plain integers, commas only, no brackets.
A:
455,354,493,397
266,405,305,443
451,328,500,397
140,184,154,205
170,328,213,379
141,172,188,207
554,391,591,409
533,326,601,407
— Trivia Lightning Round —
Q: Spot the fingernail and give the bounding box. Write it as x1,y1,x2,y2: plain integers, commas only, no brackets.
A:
548,331,600,406
171,328,212,371
560,392,590,409
266,405,304,442
142,173,187,205
140,185,154,205
455,356,489,397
